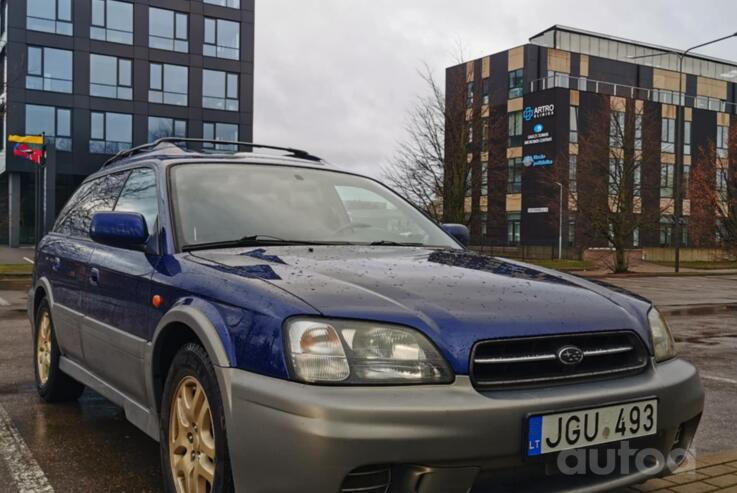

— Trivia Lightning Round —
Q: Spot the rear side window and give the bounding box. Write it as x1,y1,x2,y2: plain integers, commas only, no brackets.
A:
115,168,159,232
54,172,128,238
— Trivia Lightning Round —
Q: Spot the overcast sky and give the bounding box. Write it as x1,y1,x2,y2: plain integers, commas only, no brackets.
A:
254,0,737,178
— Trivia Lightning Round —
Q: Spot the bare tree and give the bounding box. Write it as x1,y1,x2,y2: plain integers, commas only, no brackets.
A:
383,63,471,223
382,66,447,220
559,96,665,273
689,126,737,256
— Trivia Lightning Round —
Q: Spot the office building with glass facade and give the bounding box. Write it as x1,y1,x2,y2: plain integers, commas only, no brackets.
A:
0,0,254,245
449,26,736,250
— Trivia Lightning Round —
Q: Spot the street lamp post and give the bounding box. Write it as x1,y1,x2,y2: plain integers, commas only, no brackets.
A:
629,32,737,272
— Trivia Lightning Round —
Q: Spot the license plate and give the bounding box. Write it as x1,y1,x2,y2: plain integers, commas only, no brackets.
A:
527,399,657,456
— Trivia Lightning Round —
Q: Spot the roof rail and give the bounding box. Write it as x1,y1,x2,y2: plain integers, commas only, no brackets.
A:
101,138,323,168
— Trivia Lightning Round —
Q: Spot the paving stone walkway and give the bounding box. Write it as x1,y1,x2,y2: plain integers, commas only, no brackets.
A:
619,450,737,492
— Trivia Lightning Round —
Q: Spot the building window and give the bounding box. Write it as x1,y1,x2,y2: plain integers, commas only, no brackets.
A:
634,114,642,151
465,81,474,108
480,213,487,238
633,225,640,247
90,54,132,100
508,69,524,99
204,0,241,8
27,46,73,93
26,104,71,151
568,155,577,193
547,70,569,89
149,7,188,53
467,123,473,145
683,164,690,196
480,161,488,196
90,112,132,154
717,125,728,159
634,161,642,197
507,212,521,245
203,70,239,111
508,111,522,147
568,216,576,247
148,117,187,142
660,163,674,198
91,0,133,44
608,158,622,196
204,18,240,60
203,122,238,150
27,0,72,36
609,111,624,148
717,167,728,195
481,78,490,105
507,157,523,193
659,216,673,247
481,119,489,152
149,63,188,106
569,106,578,144
683,121,691,155
661,117,676,153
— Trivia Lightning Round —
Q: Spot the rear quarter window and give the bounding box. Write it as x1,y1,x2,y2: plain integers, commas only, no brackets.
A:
54,172,129,238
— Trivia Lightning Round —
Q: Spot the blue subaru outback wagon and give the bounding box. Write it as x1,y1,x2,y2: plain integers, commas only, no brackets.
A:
29,139,704,493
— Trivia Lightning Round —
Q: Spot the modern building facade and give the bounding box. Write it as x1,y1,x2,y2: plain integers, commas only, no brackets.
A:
448,26,736,250
0,0,254,246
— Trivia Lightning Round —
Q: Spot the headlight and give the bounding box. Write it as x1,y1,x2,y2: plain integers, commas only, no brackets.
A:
285,318,454,384
648,307,677,362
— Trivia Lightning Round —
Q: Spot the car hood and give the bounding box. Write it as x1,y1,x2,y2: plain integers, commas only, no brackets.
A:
188,246,653,373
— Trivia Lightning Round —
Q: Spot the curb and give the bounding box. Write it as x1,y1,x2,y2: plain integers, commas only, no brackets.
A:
576,271,737,279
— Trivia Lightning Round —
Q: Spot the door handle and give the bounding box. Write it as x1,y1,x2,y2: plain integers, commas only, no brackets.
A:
89,268,100,287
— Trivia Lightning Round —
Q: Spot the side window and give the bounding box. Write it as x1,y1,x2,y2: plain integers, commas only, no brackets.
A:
54,172,128,237
114,168,159,231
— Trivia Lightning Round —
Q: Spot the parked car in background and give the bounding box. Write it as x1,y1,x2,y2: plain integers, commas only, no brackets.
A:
29,139,704,493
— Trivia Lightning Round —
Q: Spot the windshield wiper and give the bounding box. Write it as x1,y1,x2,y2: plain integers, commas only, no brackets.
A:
368,240,425,246
182,234,351,252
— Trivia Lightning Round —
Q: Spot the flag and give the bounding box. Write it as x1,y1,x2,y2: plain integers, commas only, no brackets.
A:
8,134,44,145
13,143,44,165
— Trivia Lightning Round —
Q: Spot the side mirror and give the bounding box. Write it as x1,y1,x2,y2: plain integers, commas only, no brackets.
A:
90,212,149,249
442,223,470,247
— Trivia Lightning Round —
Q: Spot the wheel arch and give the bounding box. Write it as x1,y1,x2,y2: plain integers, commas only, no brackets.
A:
31,278,55,325
148,303,235,414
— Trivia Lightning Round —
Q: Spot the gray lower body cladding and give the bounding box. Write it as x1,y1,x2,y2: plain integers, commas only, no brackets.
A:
219,358,703,493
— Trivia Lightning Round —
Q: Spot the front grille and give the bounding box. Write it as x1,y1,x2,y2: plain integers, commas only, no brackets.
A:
471,331,649,390
340,465,391,493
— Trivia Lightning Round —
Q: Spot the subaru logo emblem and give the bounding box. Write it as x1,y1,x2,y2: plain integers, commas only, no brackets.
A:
557,346,584,366
523,106,534,121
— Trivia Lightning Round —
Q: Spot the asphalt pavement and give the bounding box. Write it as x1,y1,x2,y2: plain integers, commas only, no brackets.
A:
0,275,735,492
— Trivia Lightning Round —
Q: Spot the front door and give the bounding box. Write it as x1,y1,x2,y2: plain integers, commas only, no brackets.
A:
81,168,160,405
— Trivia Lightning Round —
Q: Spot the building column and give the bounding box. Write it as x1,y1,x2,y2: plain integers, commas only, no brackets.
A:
8,172,21,248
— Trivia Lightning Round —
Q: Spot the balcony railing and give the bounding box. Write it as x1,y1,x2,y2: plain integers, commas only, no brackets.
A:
529,74,736,114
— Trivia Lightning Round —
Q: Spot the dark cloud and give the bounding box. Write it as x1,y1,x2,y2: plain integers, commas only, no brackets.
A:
254,0,737,178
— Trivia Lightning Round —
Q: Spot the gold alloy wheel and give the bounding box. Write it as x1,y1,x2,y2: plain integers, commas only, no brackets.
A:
169,376,216,493
36,311,52,385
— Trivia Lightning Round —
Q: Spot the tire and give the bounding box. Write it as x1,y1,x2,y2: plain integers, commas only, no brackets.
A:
33,298,85,402
160,343,234,493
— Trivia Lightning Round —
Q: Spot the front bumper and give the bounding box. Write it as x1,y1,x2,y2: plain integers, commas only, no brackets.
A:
219,358,703,493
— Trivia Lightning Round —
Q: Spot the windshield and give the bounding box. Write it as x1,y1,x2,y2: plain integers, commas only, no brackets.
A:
170,163,460,249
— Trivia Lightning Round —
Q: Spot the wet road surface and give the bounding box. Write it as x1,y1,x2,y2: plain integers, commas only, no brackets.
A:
0,275,735,491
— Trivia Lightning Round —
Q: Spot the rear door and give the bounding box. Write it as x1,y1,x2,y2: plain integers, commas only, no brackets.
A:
81,168,160,404
41,173,127,362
